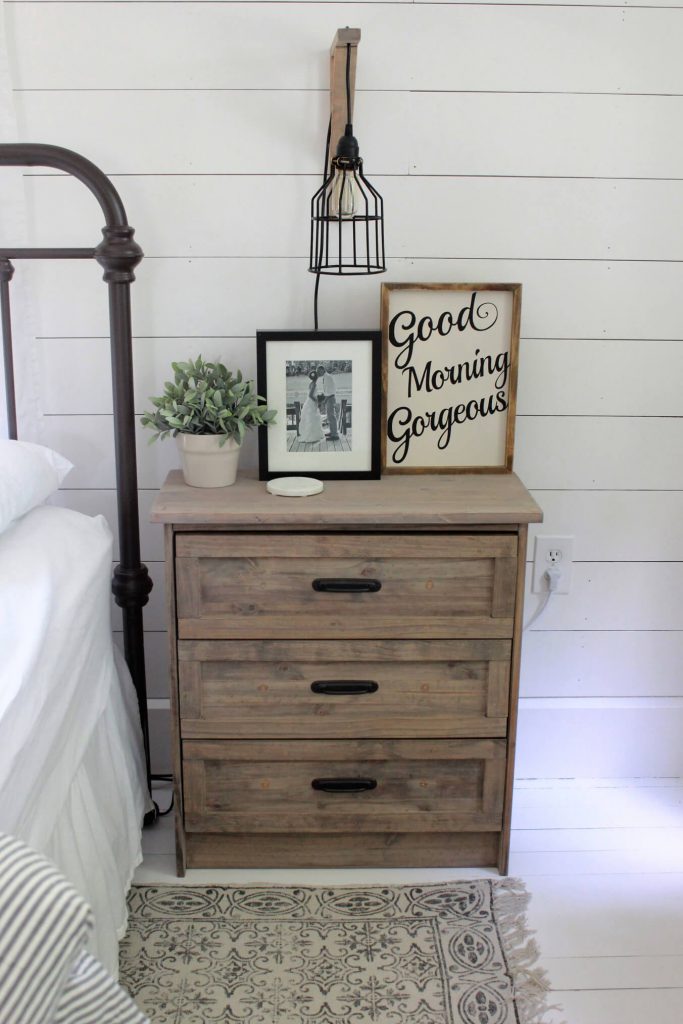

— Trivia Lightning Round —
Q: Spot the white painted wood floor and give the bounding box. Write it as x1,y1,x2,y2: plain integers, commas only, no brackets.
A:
136,778,683,1024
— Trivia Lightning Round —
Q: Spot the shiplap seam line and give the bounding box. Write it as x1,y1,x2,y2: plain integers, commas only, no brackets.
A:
523,560,683,564
2,1,414,5
413,89,683,97
524,414,683,420
61,486,161,491
522,337,683,342
37,254,675,262
22,173,683,182
528,489,683,493
38,335,253,339
527,628,683,633
41,412,683,419
516,847,679,852
13,88,683,97
513,824,683,829
10,91,683,98
39,255,683,263
515,777,683,783
524,557,683,563
521,697,683,707
403,257,683,263
515,784,683,789
36,336,683,342
6,4,683,14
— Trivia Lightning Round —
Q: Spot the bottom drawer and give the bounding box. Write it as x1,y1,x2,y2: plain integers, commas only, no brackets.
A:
185,831,502,869
183,738,506,834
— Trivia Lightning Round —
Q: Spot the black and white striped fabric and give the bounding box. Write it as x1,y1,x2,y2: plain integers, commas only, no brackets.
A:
0,834,148,1024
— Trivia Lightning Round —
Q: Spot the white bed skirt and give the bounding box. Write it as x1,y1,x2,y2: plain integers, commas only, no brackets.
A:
42,648,150,976
0,507,152,977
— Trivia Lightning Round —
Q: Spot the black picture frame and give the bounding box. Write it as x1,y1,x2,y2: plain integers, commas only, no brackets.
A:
256,329,382,481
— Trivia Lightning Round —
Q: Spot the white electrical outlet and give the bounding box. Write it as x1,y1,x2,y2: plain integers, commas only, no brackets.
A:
532,535,574,593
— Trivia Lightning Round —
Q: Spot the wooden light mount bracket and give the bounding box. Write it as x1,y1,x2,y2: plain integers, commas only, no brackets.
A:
330,28,361,163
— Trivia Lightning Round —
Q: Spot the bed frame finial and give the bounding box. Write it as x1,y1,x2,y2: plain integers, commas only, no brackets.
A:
94,226,143,283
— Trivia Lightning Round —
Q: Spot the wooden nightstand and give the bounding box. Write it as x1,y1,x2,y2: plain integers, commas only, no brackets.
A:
151,471,542,874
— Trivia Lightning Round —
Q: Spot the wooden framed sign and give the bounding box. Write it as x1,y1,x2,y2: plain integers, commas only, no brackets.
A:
381,283,521,474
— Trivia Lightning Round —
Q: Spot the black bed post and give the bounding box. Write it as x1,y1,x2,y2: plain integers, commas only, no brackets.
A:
0,259,17,439
95,226,154,788
0,144,154,808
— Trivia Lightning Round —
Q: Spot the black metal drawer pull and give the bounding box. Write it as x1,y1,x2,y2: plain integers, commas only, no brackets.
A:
311,680,379,695
311,778,378,793
312,578,382,593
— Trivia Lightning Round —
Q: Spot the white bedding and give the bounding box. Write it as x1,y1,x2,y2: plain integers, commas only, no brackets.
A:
0,504,150,976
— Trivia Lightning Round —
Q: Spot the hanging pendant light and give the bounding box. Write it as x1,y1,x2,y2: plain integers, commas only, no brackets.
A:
309,40,386,281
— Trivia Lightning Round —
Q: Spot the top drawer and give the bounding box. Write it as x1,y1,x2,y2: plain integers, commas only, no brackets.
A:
175,533,517,640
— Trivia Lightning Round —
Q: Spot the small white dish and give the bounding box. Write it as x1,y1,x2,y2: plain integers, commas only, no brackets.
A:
266,476,324,498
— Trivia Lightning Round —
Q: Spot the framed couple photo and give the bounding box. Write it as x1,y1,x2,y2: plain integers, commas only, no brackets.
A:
256,329,382,480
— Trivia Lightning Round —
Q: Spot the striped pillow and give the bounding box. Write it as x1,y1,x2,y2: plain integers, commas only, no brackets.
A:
0,834,147,1024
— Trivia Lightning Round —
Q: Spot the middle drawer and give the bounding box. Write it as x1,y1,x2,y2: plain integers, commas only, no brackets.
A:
178,639,511,739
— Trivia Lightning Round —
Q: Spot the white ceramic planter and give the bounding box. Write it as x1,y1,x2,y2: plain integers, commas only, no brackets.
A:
176,434,241,488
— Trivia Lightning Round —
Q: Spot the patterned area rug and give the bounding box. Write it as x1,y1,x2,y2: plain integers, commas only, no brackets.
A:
120,880,555,1024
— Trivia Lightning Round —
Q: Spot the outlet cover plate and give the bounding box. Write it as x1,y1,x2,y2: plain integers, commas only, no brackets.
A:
532,535,574,593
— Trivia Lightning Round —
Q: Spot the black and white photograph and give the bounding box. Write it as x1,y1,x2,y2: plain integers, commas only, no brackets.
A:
285,359,353,452
256,330,381,480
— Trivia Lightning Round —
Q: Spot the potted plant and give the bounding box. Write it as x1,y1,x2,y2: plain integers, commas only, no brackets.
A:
140,356,276,487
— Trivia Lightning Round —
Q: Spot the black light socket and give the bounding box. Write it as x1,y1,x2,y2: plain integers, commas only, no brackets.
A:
335,124,360,164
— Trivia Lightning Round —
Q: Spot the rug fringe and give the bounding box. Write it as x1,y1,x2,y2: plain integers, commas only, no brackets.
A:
492,878,567,1024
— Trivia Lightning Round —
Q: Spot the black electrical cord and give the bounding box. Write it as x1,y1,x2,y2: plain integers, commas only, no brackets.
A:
149,774,174,820
313,116,332,330
313,42,354,327
156,794,174,817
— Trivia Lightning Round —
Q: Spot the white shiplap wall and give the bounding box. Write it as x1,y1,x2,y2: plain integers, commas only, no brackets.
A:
3,1,683,777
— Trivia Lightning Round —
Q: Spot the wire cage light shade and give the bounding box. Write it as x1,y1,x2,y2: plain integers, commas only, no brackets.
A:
309,157,385,276
309,38,385,278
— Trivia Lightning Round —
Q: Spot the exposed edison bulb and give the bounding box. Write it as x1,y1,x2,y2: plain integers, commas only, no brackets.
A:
328,167,361,219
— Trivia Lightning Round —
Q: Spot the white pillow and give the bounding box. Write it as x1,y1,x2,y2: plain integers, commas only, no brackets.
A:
0,440,73,535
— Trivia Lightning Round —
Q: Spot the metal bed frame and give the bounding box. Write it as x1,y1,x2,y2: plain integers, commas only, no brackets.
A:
0,143,153,799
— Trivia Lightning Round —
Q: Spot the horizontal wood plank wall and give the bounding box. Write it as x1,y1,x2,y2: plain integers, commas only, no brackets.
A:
4,0,682,778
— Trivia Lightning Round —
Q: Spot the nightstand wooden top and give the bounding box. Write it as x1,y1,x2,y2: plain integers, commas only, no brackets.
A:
151,470,542,527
